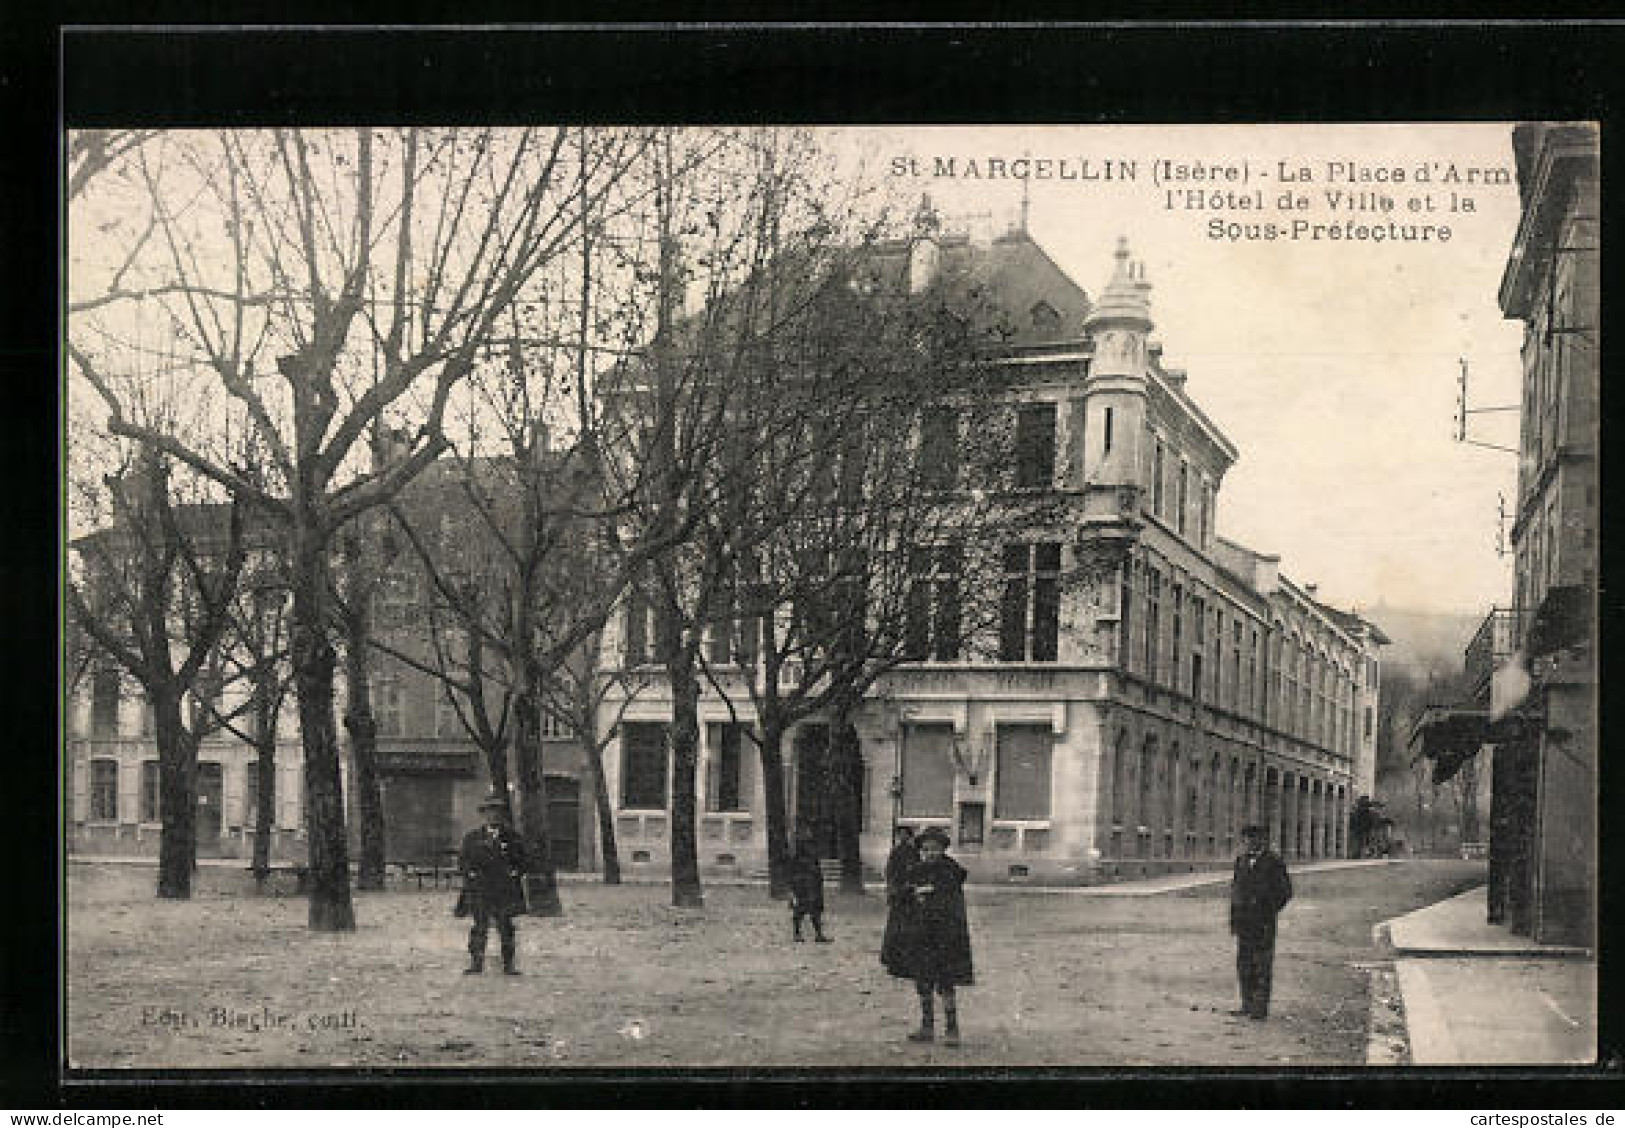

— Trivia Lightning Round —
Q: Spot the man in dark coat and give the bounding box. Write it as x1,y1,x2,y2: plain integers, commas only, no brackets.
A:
456,791,529,975
1229,823,1292,1019
879,826,919,977
888,825,973,1046
789,833,831,943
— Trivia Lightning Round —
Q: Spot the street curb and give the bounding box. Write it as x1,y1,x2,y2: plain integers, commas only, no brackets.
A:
1363,922,1411,1066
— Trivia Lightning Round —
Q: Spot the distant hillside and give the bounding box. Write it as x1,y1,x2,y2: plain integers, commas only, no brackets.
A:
1364,603,1485,678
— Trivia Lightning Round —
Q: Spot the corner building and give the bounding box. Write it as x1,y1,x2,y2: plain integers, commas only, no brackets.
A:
602,220,1385,884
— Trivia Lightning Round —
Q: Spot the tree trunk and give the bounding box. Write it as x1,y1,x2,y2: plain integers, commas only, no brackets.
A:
584,738,622,885
479,741,511,804
251,678,278,891
1457,753,1482,844
757,719,792,899
828,709,865,895
666,658,704,908
291,531,354,932
341,615,387,892
513,686,563,917
152,686,197,900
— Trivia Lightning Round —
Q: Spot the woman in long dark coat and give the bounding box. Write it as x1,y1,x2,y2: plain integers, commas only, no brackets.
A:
890,825,973,1045
880,825,919,976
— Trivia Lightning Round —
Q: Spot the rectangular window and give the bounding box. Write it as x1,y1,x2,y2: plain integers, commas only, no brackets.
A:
540,704,570,740
905,545,962,662
706,722,748,812
919,407,959,491
1118,559,1134,673
1152,439,1165,517
999,543,1061,662
620,722,669,810
1191,595,1206,701
624,588,652,665
1103,407,1115,456
434,686,461,739
140,760,160,823
90,758,118,821
995,724,1053,821
244,760,260,827
1177,462,1189,536
1171,583,1184,692
91,665,120,736
1015,402,1057,489
901,723,955,818
1145,570,1162,682
374,673,405,738
1200,482,1212,547
375,568,419,627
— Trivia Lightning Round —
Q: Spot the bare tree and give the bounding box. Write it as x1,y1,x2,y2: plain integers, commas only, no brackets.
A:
67,448,246,898
69,127,629,929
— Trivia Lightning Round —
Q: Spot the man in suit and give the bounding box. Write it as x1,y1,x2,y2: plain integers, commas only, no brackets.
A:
457,791,529,975
1230,823,1292,1020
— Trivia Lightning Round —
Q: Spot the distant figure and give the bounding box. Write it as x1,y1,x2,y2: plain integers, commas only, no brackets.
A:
879,825,919,976
455,791,529,975
789,833,831,943
1229,823,1293,1020
888,825,974,1046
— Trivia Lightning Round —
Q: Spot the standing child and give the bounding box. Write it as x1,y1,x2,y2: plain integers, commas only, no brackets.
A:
892,825,973,1046
879,826,919,978
789,833,832,943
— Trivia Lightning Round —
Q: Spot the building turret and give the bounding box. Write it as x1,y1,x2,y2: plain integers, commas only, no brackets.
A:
1072,237,1151,564
1079,237,1153,492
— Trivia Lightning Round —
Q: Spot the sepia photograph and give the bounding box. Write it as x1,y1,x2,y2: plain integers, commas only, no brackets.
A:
62,116,1597,1075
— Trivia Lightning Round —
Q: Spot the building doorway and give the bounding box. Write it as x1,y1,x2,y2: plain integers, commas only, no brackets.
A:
381,775,457,864
545,775,580,871
196,762,223,854
792,723,864,860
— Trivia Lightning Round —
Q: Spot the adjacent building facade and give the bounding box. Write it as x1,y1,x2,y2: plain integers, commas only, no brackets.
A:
1489,123,1598,947
598,218,1387,884
65,466,600,874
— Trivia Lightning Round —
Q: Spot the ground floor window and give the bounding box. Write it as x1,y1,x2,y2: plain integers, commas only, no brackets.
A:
994,723,1052,821
90,758,118,821
140,760,159,823
706,722,750,812
620,722,670,810
901,723,954,819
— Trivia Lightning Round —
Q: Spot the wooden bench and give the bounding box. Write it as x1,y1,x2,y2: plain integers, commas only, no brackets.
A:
391,850,461,890
249,862,310,893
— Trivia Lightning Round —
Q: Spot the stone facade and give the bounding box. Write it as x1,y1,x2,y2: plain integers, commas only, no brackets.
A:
597,223,1385,885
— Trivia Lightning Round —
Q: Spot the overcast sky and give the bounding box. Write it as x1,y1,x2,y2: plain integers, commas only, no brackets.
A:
829,124,1527,620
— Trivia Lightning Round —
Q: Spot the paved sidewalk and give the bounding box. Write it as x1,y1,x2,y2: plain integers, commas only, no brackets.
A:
1378,885,1595,1065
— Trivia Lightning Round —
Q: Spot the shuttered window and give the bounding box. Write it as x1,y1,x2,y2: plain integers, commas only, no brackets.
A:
994,724,1052,821
901,723,954,818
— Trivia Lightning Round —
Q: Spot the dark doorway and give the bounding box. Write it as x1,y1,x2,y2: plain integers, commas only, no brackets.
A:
196,762,223,853
546,775,581,871
793,724,831,855
793,723,864,860
381,776,456,864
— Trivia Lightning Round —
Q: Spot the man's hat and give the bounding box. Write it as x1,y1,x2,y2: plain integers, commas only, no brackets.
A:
1241,823,1269,836
479,791,510,813
915,826,950,848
